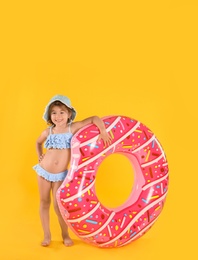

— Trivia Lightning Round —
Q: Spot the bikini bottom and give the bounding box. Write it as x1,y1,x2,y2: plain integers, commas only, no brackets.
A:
33,164,68,182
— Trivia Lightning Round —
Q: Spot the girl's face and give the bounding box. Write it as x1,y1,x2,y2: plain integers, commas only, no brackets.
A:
50,105,71,126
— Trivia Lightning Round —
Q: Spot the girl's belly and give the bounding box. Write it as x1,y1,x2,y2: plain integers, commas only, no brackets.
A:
40,149,71,173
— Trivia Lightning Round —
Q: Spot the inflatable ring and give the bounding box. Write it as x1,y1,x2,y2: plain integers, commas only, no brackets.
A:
57,115,169,248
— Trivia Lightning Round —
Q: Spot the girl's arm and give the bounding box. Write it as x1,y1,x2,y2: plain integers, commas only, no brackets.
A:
72,116,112,146
35,129,48,162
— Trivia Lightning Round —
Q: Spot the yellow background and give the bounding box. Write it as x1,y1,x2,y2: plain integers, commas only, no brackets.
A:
0,1,197,259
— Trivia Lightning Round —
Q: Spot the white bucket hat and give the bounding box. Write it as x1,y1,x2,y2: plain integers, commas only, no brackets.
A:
43,94,77,122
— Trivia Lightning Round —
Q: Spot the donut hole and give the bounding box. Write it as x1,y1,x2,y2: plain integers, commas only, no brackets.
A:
95,153,135,209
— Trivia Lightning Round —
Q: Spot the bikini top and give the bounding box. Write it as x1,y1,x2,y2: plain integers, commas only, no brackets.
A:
44,124,73,149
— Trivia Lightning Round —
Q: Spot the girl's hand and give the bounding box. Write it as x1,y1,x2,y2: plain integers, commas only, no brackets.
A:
39,154,45,163
98,131,112,147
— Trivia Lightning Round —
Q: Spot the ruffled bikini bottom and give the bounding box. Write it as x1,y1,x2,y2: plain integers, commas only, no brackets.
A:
33,164,68,182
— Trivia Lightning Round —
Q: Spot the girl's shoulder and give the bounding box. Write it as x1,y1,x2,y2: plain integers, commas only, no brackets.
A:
41,127,51,137
69,121,79,134
37,127,51,144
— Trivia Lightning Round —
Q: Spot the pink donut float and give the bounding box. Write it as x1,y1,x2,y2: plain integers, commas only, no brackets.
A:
56,115,169,248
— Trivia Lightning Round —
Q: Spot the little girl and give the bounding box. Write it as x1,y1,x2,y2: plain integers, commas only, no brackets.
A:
33,94,112,247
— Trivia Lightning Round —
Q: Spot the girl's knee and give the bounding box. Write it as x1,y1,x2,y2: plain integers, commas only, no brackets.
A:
40,198,51,209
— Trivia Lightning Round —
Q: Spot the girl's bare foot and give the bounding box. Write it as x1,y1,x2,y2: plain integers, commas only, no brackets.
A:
41,236,51,247
63,234,74,247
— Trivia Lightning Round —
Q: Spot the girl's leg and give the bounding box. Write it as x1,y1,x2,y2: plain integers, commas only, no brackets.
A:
37,176,52,246
52,181,74,246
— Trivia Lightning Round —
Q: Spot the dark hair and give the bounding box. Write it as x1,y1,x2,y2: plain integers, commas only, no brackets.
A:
47,101,72,125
